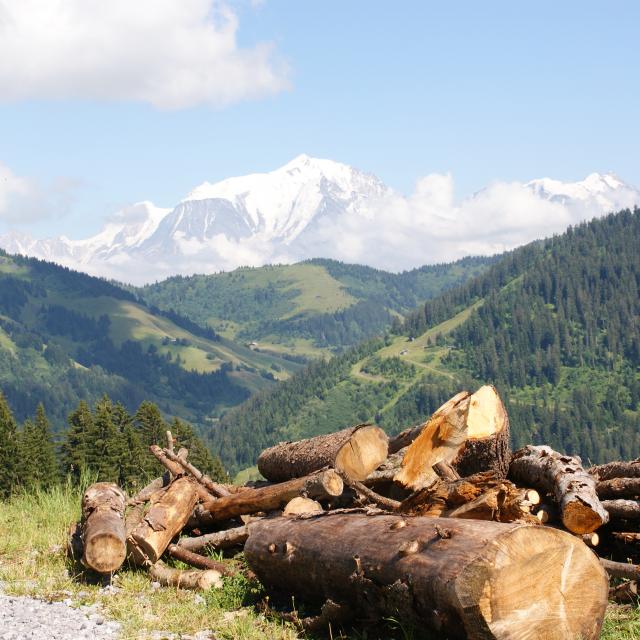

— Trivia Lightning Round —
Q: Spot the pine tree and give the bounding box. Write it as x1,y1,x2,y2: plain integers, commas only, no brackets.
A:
61,401,93,481
134,401,167,475
0,391,19,498
86,396,121,483
18,405,58,489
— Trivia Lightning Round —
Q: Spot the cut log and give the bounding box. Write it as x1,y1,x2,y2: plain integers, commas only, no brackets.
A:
283,497,323,516
257,424,388,483
589,459,640,481
81,482,127,574
165,543,232,574
602,499,640,520
149,445,213,503
394,392,471,490
129,477,198,564
597,477,640,499
177,525,249,553
148,560,222,590
600,558,640,580
162,447,230,498
581,533,599,547
509,445,609,534
245,512,608,639
201,469,343,521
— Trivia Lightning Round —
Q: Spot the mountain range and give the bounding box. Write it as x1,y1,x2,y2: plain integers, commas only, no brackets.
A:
2,156,639,284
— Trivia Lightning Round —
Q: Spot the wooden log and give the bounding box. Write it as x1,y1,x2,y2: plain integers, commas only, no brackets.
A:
129,477,198,564
339,472,401,511
509,445,609,534
609,580,638,603
201,470,343,521
148,560,222,590
257,424,388,483
600,558,640,580
245,512,608,639
177,525,249,553
395,392,471,490
581,533,599,547
589,459,640,481
165,543,232,574
81,482,127,574
162,447,231,498
283,497,323,516
602,499,640,520
597,477,640,499
445,484,539,524
127,477,165,506
612,532,640,544
149,445,213,503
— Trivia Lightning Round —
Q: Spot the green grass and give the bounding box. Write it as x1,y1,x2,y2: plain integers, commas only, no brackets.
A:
0,484,634,639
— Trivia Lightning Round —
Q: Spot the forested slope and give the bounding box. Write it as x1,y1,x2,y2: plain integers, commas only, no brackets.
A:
211,209,640,471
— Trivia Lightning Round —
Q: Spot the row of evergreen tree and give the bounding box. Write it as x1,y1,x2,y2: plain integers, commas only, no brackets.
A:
0,391,226,499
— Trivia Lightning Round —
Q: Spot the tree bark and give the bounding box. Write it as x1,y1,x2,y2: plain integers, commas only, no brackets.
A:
509,445,609,534
257,424,388,482
600,558,640,580
453,385,511,478
245,512,608,640
177,525,249,553
394,392,471,490
129,477,198,564
602,499,640,520
588,459,640,481
597,477,640,499
148,560,222,590
81,482,127,574
201,470,343,521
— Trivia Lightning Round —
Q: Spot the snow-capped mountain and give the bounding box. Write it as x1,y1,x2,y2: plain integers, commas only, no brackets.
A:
1,156,638,284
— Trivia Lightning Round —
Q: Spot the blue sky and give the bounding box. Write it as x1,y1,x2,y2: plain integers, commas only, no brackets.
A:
0,0,638,238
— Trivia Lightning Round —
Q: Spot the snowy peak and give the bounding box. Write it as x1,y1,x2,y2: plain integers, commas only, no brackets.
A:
526,172,631,200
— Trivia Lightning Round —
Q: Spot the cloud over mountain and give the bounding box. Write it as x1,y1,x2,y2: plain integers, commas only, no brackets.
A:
0,0,289,109
1,155,638,284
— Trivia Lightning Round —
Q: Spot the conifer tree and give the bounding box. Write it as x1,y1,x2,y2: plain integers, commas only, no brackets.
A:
18,404,58,489
134,401,167,476
61,400,93,481
86,396,121,483
0,391,19,498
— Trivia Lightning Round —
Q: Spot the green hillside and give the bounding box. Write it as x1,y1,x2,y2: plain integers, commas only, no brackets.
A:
138,256,492,357
0,252,301,431
211,209,640,472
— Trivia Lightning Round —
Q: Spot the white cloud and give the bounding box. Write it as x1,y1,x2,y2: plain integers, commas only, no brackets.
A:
0,162,78,224
0,0,289,109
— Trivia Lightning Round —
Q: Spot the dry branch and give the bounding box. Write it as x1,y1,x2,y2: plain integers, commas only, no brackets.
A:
162,447,230,498
177,525,249,553
148,560,222,590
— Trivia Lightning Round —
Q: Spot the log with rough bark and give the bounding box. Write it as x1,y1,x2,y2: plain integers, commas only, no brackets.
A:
165,543,232,574
589,459,640,481
201,469,343,521
81,482,127,574
597,477,640,499
177,525,249,553
602,499,640,520
283,497,323,516
162,447,231,498
129,477,199,564
245,512,608,639
148,560,222,590
509,445,609,534
600,558,640,580
394,392,471,490
257,424,388,483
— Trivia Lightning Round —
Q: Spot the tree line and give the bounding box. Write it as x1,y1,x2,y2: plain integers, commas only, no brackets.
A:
0,391,226,499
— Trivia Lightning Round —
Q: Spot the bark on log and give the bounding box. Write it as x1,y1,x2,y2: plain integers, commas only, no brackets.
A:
165,543,232,574
602,499,640,520
81,482,127,574
201,470,343,521
177,525,249,553
589,459,640,481
600,558,640,580
395,392,471,490
148,560,222,590
509,445,609,534
129,477,198,564
597,478,640,499
245,512,608,639
257,424,388,483
454,385,511,478
162,447,230,498
283,497,323,516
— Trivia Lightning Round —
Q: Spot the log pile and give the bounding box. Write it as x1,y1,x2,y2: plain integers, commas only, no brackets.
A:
68,385,640,639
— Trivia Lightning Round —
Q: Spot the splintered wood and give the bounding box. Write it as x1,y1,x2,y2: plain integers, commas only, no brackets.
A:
67,386,637,637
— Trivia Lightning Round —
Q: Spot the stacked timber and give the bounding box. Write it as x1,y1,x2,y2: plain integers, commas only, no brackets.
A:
68,387,640,639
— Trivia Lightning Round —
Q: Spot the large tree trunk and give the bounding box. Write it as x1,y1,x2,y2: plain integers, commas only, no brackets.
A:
394,392,471,490
201,470,343,521
129,477,198,564
596,477,640,499
257,424,388,482
588,459,640,481
509,445,609,534
81,482,127,574
245,512,608,640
